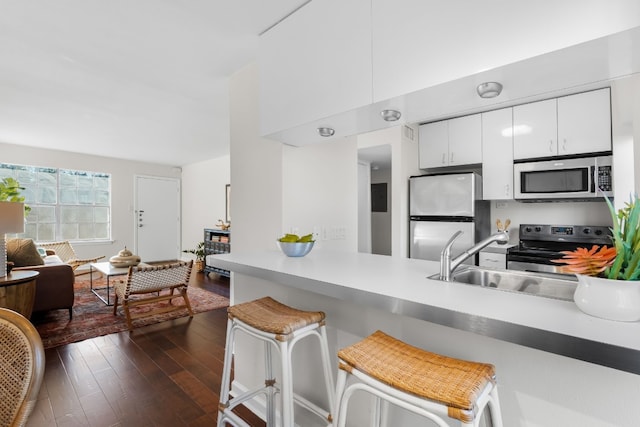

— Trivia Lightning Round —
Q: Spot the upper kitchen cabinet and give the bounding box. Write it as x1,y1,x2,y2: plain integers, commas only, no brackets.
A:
513,88,611,160
513,99,558,160
482,108,514,200
418,120,447,168
557,88,612,155
258,0,372,137
419,114,482,169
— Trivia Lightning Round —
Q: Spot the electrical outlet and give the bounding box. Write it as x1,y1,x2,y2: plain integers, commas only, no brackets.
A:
495,202,507,209
321,227,329,241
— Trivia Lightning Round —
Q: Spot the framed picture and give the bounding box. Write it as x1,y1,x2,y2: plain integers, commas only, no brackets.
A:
225,184,231,223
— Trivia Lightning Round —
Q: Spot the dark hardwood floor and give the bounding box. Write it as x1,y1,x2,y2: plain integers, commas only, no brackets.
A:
26,271,266,427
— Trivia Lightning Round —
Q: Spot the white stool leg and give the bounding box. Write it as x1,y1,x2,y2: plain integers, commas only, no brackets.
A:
264,341,276,427
279,339,294,427
334,369,348,427
218,319,236,427
370,395,381,427
317,325,336,419
487,386,504,427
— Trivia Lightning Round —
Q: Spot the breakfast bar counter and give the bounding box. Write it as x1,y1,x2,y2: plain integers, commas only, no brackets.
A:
211,249,640,374
209,249,640,426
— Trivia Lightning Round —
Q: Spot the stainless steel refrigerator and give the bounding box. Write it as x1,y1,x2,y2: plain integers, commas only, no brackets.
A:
409,172,490,263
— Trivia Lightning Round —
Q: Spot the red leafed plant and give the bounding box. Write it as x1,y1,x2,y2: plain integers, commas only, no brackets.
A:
551,245,617,277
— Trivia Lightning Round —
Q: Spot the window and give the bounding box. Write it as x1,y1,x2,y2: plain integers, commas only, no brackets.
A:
0,163,111,242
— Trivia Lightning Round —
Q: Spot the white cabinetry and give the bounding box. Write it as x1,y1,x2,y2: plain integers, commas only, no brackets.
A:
419,114,482,169
482,108,514,200
479,251,507,269
258,0,372,136
418,121,448,168
513,99,558,160
513,88,611,160
557,88,612,155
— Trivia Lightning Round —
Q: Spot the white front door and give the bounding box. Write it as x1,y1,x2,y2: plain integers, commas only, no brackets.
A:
134,175,180,262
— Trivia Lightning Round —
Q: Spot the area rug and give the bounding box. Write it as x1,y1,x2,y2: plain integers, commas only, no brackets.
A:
31,276,230,349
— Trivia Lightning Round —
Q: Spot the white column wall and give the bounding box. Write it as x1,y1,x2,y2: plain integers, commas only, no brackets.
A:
229,63,283,255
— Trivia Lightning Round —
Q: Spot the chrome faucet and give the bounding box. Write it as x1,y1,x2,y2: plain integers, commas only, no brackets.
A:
439,230,510,281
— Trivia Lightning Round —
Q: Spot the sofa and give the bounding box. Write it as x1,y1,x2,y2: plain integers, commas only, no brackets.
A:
8,238,75,319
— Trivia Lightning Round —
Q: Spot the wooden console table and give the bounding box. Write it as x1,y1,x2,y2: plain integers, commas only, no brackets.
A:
0,270,39,318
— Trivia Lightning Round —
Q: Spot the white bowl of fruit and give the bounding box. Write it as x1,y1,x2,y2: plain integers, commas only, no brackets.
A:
277,233,315,257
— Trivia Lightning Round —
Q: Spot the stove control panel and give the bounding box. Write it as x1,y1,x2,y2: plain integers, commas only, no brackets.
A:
519,224,612,244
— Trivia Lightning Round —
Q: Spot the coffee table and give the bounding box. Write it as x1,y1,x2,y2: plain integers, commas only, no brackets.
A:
89,261,149,306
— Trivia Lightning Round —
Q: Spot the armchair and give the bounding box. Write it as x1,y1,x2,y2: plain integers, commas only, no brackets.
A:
7,238,75,319
15,262,75,319
113,260,193,330
0,308,45,427
37,241,104,273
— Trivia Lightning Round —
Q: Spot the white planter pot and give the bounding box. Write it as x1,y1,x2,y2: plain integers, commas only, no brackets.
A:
574,274,640,322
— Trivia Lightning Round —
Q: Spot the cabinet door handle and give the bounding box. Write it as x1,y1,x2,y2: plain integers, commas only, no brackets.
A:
441,153,446,164
549,140,554,152
562,138,567,152
450,152,455,163
505,184,510,197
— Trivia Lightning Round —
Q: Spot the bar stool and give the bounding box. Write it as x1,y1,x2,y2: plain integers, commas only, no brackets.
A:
217,296,335,427
334,330,504,427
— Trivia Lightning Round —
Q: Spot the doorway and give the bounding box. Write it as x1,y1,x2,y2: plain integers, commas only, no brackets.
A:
358,145,392,255
134,175,181,262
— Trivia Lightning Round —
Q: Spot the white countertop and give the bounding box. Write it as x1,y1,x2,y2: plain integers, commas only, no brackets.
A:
209,249,640,374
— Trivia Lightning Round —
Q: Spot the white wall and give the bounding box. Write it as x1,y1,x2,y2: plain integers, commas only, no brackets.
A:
282,140,358,252
180,155,230,253
229,63,283,254
1,142,180,260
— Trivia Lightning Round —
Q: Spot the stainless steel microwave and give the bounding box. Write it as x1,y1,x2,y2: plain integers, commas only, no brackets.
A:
514,155,613,201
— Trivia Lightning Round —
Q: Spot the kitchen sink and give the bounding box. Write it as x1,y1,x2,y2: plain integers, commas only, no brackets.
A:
429,267,577,301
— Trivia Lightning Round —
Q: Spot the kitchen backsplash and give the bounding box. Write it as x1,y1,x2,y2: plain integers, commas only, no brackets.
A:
490,200,611,243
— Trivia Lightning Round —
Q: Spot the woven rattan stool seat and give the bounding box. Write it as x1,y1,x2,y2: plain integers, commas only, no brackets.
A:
338,330,496,422
227,296,325,338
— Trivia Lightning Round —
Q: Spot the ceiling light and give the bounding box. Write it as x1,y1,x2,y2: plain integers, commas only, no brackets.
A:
380,109,402,122
317,127,335,137
476,82,503,98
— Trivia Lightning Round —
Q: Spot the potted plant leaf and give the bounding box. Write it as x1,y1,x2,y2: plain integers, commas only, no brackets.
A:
552,194,640,321
183,242,205,273
0,177,30,214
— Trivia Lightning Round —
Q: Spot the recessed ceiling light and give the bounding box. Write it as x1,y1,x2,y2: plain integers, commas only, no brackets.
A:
380,109,402,122
477,82,503,98
317,127,335,137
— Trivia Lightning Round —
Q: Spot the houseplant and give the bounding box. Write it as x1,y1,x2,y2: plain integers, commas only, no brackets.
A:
183,241,205,272
0,177,30,214
553,194,640,321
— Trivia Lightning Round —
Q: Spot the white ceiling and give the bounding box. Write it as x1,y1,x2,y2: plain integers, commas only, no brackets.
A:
0,0,309,166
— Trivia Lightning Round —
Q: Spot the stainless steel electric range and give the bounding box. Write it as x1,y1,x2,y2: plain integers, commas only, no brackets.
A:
507,224,613,275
